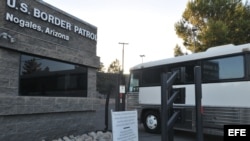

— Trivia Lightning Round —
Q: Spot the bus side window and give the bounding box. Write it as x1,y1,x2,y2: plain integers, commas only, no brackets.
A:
202,55,244,82
185,65,195,83
141,68,162,86
248,54,250,78
172,64,196,84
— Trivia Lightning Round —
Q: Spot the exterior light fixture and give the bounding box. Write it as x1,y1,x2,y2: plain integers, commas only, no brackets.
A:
140,54,145,63
0,32,15,43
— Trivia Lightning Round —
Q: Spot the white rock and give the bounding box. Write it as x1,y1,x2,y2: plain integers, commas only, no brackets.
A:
85,137,93,141
88,131,97,139
69,135,76,139
50,131,112,141
57,138,63,141
80,134,89,140
63,136,72,141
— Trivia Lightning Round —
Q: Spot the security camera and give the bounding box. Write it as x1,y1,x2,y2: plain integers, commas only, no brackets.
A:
0,32,15,43
0,32,8,39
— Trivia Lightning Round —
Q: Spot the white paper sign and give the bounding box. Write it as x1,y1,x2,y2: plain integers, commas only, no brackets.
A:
119,85,125,93
111,110,138,141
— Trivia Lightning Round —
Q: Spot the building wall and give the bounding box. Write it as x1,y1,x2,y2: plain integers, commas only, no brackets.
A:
0,96,98,140
0,0,100,140
0,0,99,68
0,49,19,96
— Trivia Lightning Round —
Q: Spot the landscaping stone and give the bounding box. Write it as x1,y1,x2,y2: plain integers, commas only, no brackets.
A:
49,131,112,141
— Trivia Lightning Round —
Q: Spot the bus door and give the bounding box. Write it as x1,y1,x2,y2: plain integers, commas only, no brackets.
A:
126,71,140,111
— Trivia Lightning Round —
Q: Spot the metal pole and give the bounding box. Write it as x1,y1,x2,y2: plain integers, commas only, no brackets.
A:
118,42,128,111
104,89,111,131
194,66,204,141
140,54,145,64
161,73,168,141
118,42,128,73
161,71,178,141
115,73,121,111
122,45,124,72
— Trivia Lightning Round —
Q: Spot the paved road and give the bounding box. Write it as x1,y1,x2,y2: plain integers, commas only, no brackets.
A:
138,124,223,141
95,99,223,141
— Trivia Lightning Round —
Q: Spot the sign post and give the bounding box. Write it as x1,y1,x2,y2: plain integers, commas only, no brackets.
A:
119,85,126,111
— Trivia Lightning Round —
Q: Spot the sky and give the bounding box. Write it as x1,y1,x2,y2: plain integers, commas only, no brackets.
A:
43,0,189,74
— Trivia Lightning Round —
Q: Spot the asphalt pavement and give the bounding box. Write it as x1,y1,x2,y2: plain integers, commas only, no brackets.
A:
138,124,223,141
95,99,223,141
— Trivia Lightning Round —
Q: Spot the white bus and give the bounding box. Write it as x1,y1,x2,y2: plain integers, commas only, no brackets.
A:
126,43,250,136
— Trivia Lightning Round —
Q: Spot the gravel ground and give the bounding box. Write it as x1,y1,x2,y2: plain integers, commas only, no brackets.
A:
49,131,112,141
43,99,114,141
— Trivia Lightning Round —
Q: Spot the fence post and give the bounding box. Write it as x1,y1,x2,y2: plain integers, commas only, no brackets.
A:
161,69,185,141
194,66,204,141
161,73,168,141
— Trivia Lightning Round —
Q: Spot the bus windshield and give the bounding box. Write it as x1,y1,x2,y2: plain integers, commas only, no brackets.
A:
128,71,140,92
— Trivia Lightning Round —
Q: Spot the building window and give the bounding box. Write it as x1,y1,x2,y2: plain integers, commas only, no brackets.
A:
19,54,87,97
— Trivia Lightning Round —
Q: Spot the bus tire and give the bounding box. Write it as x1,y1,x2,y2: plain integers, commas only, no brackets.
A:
142,110,161,134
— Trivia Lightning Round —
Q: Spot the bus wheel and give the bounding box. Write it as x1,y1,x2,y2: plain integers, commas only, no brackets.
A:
142,110,161,134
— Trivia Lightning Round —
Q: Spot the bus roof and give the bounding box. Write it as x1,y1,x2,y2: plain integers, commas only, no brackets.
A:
130,43,250,71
